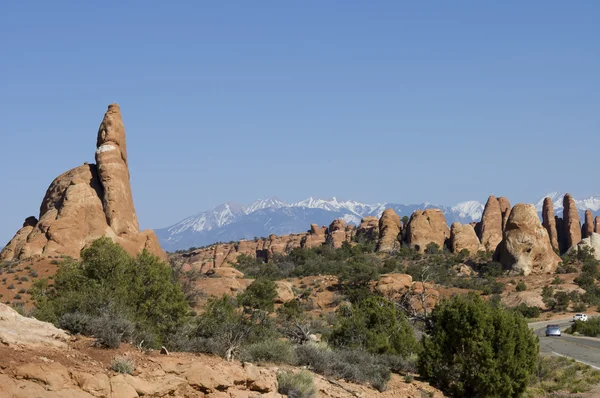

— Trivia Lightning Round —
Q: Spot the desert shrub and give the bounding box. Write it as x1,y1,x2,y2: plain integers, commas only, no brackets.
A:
7,284,14,290
513,303,541,319
568,317,600,337
111,356,135,374
237,278,278,313
480,262,504,278
240,339,296,364
175,295,277,361
88,310,135,348
29,270,39,278
295,343,391,391
419,293,538,397
277,370,316,398
554,291,570,311
32,238,189,348
425,242,441,255
13,294,22,300
328,296,418,357
573,302,587,312
58,312,92,335
516,280,527,292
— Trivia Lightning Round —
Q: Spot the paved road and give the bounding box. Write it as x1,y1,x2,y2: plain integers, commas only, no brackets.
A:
530,318,600,369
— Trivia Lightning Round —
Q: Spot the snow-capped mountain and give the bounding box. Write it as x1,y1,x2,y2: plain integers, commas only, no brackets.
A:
155,197,484,251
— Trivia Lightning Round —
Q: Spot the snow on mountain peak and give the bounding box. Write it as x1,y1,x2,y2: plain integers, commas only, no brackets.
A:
451,201,485,221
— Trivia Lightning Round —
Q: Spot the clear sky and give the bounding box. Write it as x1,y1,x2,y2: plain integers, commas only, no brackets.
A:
1,1,598,244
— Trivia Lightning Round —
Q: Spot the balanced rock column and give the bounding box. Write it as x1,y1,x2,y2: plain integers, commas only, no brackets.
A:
542,197,559,251
376,209,402,252
478,196,503,252
95,104,139,236
583,210,594,239
563,193,582,252
494,204,561,275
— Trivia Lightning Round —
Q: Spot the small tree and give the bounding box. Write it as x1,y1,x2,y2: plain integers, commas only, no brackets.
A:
329,296,418,357
515,280,527,292
237,278,278,313
419,293,538,397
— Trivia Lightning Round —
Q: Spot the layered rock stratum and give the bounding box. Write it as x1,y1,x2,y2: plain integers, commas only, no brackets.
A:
1,104,164,261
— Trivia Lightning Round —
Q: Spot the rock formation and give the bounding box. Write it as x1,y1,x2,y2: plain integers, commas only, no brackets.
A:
326,219,347,249
596,216,600,234
556,216,564,252
583,210,594,239
376,209,402,252
569,232,600,261
301,224,327,248
563,193,582,252
542,197,559,251
497,197,511,229
493,204,561,275
1,104,164,261
404,209,450,252
449,222,481,254
478,196,504,252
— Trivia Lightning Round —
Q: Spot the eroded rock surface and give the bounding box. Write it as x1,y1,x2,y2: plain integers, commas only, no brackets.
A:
494,204,561,275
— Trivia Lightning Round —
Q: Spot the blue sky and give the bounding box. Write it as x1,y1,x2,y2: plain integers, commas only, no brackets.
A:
1,1,598,244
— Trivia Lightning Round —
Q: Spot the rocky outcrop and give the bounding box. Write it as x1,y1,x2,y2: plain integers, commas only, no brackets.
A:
449,222,481,254
326,219,347,249
569,233,600,261
0,303,69,349
583,210,594,239
301,224,327,248
0,105,164,261
498,197,511,229
542,197,559,251
478,196,504,252
376,209,402,252
494,204,561,276
596,216,600,234
404,209,450,252
563,193,582,252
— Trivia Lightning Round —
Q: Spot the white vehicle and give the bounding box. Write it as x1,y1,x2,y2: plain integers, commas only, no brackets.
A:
573,313,588,322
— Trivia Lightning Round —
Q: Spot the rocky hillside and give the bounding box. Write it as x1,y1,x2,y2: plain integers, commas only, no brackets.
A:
157,194,600,251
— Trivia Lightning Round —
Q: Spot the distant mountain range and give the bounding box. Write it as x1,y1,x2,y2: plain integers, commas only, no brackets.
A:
155,193,600,252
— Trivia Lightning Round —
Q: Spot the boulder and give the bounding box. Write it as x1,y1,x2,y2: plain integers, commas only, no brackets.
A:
449,222,481,254
569,232,600,260
542,197,559,251
0,104,165,261
376,209,401,252
493,204,561,275
583,210,594,239
478,196,503,252
274,281,295,303
404,209,450,252
0,303,69,349
563,193,582,252
375,274,413,297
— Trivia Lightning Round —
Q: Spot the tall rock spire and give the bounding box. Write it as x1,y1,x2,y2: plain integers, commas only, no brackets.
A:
95,104,139,236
